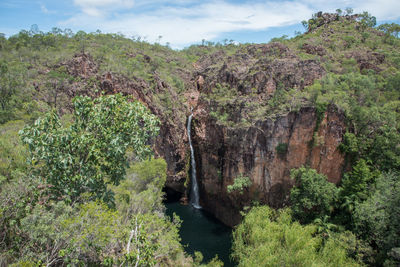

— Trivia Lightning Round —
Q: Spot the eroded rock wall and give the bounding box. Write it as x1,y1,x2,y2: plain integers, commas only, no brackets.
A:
59,51,347,228
192,105,346,226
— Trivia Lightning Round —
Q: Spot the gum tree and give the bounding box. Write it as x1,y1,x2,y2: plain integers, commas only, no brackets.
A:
19,94,159,203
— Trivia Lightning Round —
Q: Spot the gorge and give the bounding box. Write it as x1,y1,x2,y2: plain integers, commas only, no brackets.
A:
2,11,399,265
158,41,348,227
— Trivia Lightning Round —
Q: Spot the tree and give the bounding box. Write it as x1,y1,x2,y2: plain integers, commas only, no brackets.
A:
358,11,376,29
232,206,360,267
227,174,252,195
19,94,159,203
354,172,400,265
290,166,339,223
345,8,354,15
0,61,20,111
44,69,71,109
377,23,400,38
111,158,167,217
340,159,377,203
377,23,400,44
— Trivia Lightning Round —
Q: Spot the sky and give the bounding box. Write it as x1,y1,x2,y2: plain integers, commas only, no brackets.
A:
1,0,400,49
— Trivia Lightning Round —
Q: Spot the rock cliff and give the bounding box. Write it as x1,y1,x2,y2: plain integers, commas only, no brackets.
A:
169,43,346,226
60,46,348,227
192,105,346,226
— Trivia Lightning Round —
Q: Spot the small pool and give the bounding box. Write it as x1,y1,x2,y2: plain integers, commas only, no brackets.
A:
165,202,235,266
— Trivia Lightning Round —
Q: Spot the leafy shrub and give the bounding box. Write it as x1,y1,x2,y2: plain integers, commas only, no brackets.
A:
290,166,339,223
354,172,400,266
19,94,159,203
276,142,288,158
232,206,360,267
227,174,252,194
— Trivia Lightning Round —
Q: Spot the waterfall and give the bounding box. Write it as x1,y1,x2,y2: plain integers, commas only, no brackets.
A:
187,114,201,209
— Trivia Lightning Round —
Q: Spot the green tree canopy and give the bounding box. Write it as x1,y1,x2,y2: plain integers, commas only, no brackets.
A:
19,94,159,203
290,166,339,223
354,172,400,265
232,206,360,267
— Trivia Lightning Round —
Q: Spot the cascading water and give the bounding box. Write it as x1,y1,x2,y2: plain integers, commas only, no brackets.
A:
187,114,201,209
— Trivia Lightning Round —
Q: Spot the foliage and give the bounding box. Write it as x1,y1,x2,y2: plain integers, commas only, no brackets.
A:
354,172,400,266
330,231,375,266
0,157,191,266
0,120,27,181
1,11,400,266
232,206,361,267
19,94,159,203
340,159,378,203
227,174,252,194
0,61,20,111
111,158,167,218
290,166,339,223
0,175,41,257
377,23,400,44
357,12,376,30
275,142,288,158
0,60,31,124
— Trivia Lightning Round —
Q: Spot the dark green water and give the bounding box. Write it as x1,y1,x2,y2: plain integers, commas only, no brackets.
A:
165,202,235,266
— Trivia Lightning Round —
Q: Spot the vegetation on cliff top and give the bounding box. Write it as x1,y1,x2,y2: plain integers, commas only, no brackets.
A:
229,11,400,267
0,9,399,266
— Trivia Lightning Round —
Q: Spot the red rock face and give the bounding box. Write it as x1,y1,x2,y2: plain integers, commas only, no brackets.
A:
191,105,346,227
55,51,347,228
171,44,347,226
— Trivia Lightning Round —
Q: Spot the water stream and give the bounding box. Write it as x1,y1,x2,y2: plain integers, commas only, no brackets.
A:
162,114,235,266
187,114,201,209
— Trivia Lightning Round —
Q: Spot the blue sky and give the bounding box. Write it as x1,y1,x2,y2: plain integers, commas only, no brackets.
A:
1,0,400,49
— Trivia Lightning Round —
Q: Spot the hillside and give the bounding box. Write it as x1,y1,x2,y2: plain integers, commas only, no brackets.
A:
1,11,400,266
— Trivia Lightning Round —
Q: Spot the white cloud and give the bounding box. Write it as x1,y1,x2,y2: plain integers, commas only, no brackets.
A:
40,3,56,14
40,4,49,13
61,0,400,48
73,0,134,16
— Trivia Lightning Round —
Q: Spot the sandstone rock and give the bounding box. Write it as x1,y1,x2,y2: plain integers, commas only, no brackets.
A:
192,105,346,226
302,43,327,56
346,50,385,72
65,53,98,78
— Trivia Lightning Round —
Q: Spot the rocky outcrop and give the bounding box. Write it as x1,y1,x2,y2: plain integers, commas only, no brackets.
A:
65,53,98,78
302,43,327,56
194,43,325,98
181,44,347,226
192,105,346,226
53,50,347,228
345,50,385,72
306,12,359,33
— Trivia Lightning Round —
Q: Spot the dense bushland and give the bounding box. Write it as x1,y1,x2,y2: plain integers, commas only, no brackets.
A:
0,95,221,266
0,9,400,267
231,11,400,267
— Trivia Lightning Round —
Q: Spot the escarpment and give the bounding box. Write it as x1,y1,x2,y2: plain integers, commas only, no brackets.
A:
173,43,348,226
192,105,346,226
48,42,349,228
